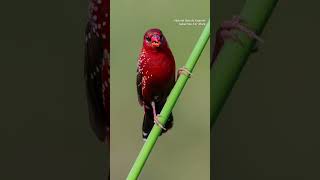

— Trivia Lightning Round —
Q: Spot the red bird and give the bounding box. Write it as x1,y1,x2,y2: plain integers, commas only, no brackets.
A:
136,29,176,140
84,0,110,144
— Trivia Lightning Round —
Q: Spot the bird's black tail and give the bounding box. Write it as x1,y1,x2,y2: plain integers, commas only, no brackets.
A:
142,103,173,140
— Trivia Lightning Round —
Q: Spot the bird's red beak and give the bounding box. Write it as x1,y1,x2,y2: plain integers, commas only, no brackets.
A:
152,41,160,47
151,35,161,48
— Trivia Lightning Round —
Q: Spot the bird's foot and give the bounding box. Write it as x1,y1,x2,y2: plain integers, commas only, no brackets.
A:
151,101,166,130
178,66,192,78
154,114,167,131
219,15,263,46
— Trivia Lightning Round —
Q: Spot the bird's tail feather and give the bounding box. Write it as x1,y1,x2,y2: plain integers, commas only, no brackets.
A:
142,105,173,140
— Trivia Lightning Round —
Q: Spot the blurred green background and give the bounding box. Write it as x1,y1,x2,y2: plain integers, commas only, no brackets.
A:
212,1,320,180
111,0,210,179
0,1,107,179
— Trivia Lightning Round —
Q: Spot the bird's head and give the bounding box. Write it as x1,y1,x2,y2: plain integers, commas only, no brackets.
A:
143,28,168,51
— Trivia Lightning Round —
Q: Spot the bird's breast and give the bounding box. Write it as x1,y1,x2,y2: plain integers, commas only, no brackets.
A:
140,55,175,86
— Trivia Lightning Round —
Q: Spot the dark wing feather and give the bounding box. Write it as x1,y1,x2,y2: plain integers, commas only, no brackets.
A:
136,68,143,106
84,22,108,142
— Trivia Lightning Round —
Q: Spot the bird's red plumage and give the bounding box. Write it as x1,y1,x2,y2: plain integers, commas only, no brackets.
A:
85,1,110,179
88,0,109,50
85,0,110,143
136,29,175,139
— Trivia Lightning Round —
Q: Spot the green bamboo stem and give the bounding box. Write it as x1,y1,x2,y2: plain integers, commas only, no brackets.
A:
211,0,278,127
126,19,210,180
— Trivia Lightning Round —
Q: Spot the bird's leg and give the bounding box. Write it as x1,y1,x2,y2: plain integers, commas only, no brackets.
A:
177,66,192,78
220,15,263,46
151,101,166,130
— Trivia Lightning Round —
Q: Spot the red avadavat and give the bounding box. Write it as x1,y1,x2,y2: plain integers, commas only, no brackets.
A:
136,29,176,140
84,0,110,144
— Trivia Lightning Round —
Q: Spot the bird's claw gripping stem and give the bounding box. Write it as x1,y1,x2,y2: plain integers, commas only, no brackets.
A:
178,66,192,78
151,102,166,130
154,115,167,130
220,15,263,46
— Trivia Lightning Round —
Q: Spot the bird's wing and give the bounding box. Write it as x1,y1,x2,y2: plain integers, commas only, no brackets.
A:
84,22,108,142
136,66,144,106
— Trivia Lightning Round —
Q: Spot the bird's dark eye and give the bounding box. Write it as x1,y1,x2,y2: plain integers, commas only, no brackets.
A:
146,37,151,42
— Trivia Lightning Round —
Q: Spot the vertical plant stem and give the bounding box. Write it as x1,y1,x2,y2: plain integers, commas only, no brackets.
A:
127,19,210,180
211,0,278,127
